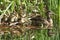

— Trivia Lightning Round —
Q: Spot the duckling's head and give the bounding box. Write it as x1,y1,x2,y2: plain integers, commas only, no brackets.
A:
46,11,55,15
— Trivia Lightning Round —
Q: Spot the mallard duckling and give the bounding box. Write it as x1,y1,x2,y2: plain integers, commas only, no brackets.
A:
46,11,54,36
30,14,49,28
28,10,49,28
46,11,54,29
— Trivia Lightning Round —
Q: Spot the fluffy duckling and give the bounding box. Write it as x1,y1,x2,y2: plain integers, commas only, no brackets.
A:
29,9,49,28
46,11,54,36
46,11,54,29
30,14,49,28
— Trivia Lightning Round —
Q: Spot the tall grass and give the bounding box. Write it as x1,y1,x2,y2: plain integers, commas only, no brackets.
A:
0,0,59,40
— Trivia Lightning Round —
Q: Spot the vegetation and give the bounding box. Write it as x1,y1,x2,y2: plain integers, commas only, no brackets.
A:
0,0,59,40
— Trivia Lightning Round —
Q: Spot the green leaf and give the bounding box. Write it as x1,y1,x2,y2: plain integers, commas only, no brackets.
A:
16,0,20,5
3,1,14,15
10,1,15,12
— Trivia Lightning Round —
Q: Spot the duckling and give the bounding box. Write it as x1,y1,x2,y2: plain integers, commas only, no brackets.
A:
30,15,43,26
1,15,8,25
46,11,53,29
0,13,10,25
46,11,54,36
30,14,49,29
30,10,43,27
20,14,32,26
29,10,49,29
11,11,20,22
